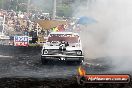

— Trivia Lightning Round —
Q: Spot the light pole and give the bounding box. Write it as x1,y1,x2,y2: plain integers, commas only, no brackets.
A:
53,0,56,19
1,0,4,9
16,0,18,11
27,0,31,13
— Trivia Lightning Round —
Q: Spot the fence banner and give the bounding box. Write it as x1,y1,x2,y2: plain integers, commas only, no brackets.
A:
14,36,29,46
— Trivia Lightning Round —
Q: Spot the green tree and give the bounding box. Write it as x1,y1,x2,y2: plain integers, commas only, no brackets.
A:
57,5,73,17
0,0,8,9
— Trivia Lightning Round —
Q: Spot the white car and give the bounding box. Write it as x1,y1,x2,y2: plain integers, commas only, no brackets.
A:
41,32,84,64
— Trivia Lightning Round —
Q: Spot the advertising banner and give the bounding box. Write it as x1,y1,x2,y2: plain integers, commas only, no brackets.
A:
14,36,29,46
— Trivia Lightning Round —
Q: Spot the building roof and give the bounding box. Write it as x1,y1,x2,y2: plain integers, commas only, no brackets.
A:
50,32,79,35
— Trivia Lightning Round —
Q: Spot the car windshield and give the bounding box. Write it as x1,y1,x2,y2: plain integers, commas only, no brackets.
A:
47,34,79,43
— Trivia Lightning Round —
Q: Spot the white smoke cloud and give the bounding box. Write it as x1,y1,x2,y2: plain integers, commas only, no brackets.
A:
73,0,132,72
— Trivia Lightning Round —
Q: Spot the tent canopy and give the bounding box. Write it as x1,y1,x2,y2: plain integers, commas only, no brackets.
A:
77,16,97,25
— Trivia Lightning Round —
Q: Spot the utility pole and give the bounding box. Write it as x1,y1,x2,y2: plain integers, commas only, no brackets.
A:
16,0,18,11
27,0,31,13
53,0,56,19
1,0,4,9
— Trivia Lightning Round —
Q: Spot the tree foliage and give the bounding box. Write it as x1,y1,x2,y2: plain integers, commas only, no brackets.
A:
57,5,73,17
0,0,76,17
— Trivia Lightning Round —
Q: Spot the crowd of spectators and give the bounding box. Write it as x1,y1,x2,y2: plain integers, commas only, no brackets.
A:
0,8,84,45
0,9,51,37
0,9,80,41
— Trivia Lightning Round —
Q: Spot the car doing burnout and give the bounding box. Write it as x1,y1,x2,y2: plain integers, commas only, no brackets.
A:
41,32,84,64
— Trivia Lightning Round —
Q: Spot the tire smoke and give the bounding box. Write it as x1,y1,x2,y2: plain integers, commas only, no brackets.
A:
73,0,132,72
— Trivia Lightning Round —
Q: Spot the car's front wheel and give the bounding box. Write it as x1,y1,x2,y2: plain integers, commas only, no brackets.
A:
78,57,84,64
41,56,48,64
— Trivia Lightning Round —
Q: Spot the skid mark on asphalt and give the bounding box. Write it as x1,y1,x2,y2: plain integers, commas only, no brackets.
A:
0,54,80,78
0,55,12,58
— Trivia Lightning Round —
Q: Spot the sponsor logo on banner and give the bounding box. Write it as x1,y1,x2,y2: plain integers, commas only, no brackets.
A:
14,36,29,46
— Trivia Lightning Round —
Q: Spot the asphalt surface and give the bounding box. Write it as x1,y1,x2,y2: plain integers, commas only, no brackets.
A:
0,46,132,88
0,50,116,78
0,53,79,78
